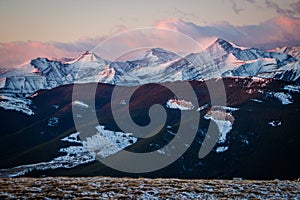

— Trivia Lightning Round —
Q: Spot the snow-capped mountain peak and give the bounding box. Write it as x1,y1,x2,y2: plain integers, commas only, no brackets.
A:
270,46,300,60
213,38,247,51
133,48,180,66
0,38,300,100
206,38,297,64
206,38,261,61
66,51,107,64
109,48,181,82
205,38,231,58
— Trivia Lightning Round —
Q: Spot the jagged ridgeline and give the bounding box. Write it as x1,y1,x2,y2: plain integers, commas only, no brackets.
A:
0,38,299,97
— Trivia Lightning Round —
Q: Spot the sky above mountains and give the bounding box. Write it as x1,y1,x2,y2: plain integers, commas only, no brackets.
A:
0,0,299,68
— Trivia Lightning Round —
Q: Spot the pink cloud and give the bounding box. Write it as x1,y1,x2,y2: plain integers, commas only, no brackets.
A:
156,18,184,30
0,24,131,68
0,16,299,69
154,16,300,49
273,16,300,33
0,36,108,68
155,18,216,49
92,27,203,61
0,41,77,68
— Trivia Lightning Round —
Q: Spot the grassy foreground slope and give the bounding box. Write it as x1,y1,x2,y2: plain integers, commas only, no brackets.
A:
0,177,299,199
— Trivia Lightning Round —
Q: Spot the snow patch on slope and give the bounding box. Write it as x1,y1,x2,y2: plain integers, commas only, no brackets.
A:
72,100,89,108
204,106,238,144
61,132,81,144
0,95,34,115
273,92,293,105
83,125,137,159
0,125,137,177
0,141,94,178
166,99,194,110
268,120,282,127
48,117,59,127
284,85,300,93
204,115,232,143
216,146,229,153
213,105,239,112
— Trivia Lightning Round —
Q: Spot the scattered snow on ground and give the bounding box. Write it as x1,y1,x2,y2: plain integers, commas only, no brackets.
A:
204,115,233,143
284,85,300,93
83,125,137,159
1,177,299,199
52,104,59,109
157,149,166,155
167,130,176,136
242,139,249,145
48,117,59,127
196,103,209,111
268,120,282,127
240,135,250,145
0,147,94,178
166,99,194,110
213,105,239,112
216,146,229,153
154,142,175,156
72,100,89,108
0,125,137,177
119,100,126,105
273,92,293,105
0,133,95,178
0,95,34,115
61,132,81,144
251,99,263,103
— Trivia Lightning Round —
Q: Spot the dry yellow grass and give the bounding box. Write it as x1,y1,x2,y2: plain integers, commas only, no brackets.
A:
0,177,299,199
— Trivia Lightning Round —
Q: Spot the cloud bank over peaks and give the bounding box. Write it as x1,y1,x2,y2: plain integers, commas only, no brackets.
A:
0,36,110,69
265,0,300,17
229,0,300,17
155,16,300,49
0,16,299,68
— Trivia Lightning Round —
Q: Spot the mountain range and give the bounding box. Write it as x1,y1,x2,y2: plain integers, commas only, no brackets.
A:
0,38,299,179
0,38,299,97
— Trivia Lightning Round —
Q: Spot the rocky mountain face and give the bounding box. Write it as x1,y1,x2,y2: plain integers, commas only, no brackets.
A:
0,51,110,96
0,38,299,97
